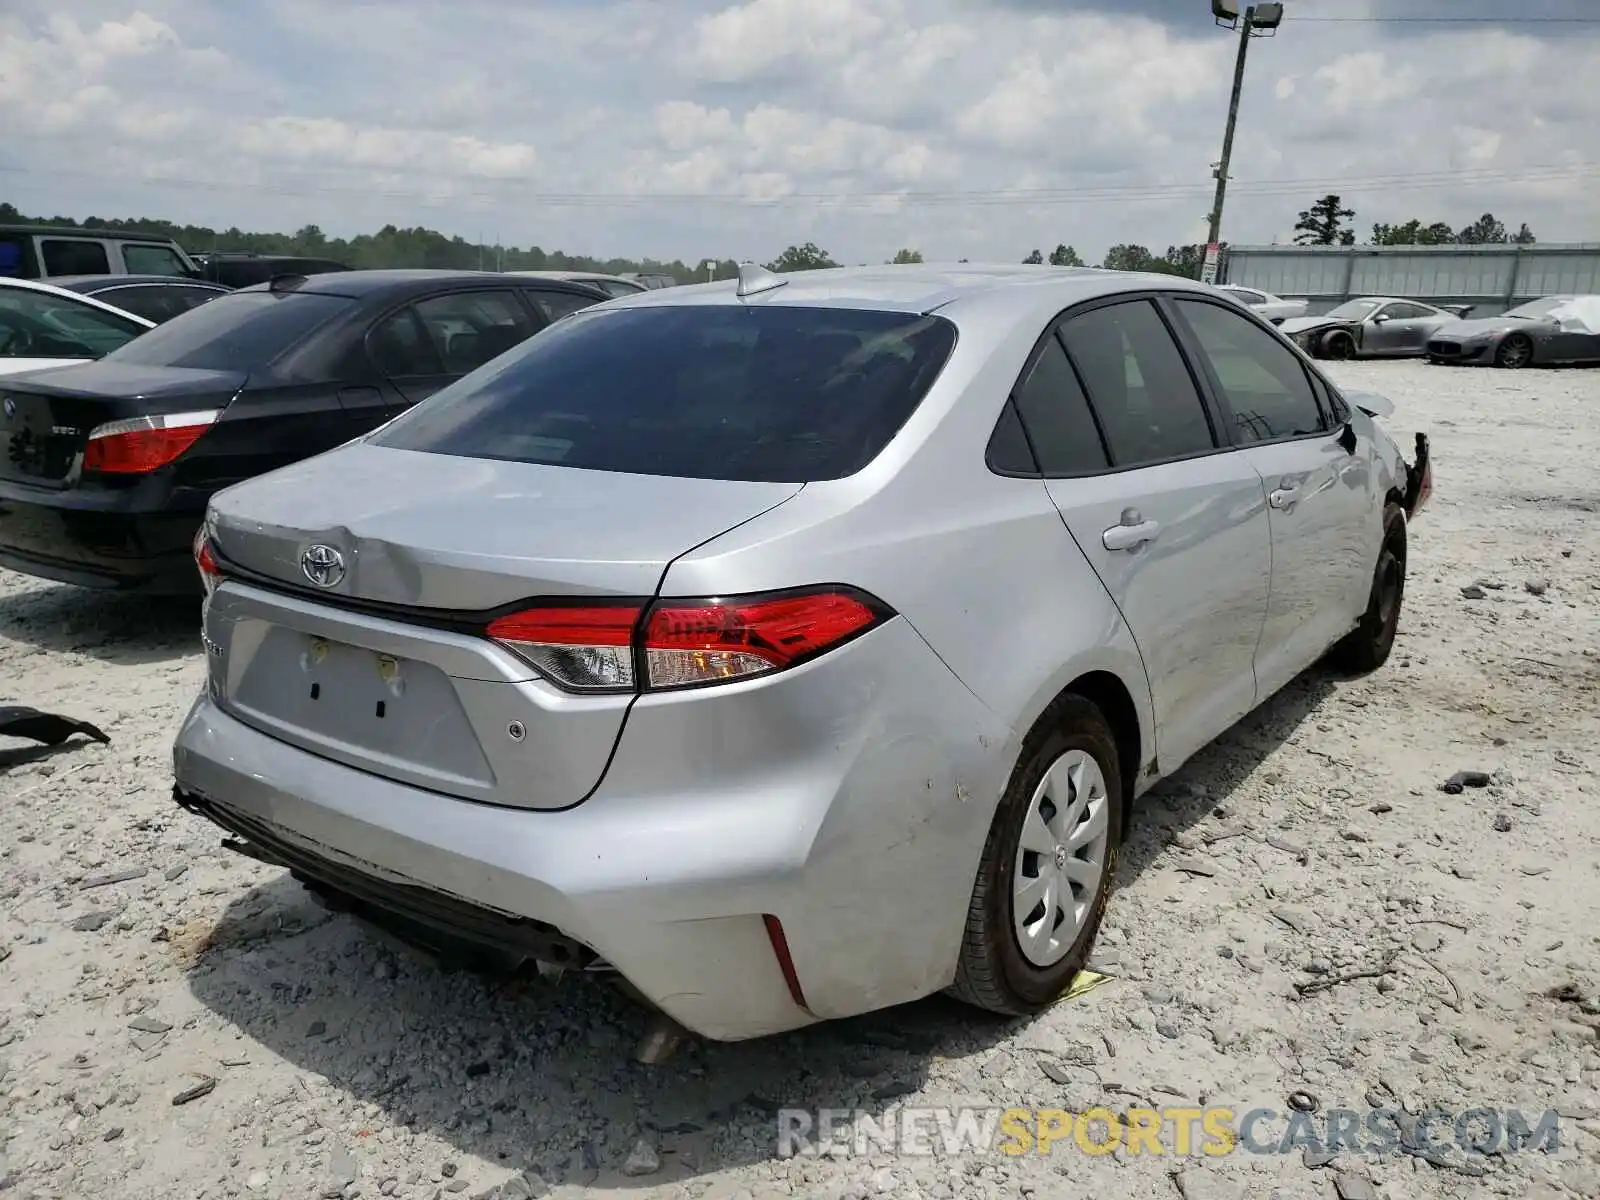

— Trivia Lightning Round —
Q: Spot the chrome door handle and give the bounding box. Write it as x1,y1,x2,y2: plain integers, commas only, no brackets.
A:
1269,487,1301,510
1102,519,1161,551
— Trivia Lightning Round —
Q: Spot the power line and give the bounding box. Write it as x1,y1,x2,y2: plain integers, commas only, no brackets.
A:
1290,15,1600,22
1,161,1592,209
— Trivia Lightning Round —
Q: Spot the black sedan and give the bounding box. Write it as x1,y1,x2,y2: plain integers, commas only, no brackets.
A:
0,269,611,593
1425,295,1600,369
48,274,234,324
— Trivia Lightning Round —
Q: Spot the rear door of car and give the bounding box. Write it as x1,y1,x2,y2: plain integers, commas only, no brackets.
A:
1016,294,1273,770
35,236,112,278
1164,293,1377,697
364,286,541,415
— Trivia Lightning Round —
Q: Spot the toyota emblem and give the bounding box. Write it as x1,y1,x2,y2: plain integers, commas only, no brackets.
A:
300,544,346,588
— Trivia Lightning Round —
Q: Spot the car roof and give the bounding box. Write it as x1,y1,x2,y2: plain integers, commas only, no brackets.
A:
48,274,233,292
604,262,1225,318
509,270,639,284
236,268,604,300
0,274,158,326
0,224,184,244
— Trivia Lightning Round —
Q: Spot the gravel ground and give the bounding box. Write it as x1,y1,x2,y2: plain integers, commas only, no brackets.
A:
2,360,1599,1200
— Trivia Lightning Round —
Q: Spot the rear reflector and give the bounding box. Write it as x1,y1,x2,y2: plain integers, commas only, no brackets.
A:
763,914,809,1011
83,409,220,474
485,587,890,693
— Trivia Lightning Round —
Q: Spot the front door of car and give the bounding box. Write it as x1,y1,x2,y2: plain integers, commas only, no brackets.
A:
364,289,539,419
1377,302,1438,355
1547,308,1600,362
1166,295,1377,699
1018,297,1273,771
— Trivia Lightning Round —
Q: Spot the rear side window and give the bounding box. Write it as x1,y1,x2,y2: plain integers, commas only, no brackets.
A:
96,284,221,324
105,290,351,370
1058,300,1216,468
120,244,189,276
0,237,29,278
369,307,442,376
1010,335,1109,474
41,239,110,275
412,291,534,374
1171,298,1324,442
523,288,602,324
372,305,958,483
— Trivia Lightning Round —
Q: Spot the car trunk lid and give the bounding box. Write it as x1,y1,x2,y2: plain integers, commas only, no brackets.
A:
202,442,805,809
0,363,245,488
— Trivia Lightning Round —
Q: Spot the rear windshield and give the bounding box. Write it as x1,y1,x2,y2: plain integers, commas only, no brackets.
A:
104,289,351,370
370,305,959,482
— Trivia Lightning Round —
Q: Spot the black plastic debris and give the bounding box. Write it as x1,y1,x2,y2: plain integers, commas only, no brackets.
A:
1439,770,1491,794
0,706,110,749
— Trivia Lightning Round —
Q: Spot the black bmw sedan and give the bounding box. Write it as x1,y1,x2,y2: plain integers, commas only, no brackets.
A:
0,269,609,593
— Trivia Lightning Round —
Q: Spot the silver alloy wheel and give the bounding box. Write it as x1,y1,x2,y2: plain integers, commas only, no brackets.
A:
1012,748,1111,967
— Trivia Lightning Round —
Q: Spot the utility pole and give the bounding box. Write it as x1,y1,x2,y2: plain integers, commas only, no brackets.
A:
1203,2,1282,283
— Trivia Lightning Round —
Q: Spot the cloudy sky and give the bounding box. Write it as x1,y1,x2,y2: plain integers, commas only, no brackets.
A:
2,0,1596,265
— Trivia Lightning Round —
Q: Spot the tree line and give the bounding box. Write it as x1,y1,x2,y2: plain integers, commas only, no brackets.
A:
2,198,1544,290
1292,194,1537,247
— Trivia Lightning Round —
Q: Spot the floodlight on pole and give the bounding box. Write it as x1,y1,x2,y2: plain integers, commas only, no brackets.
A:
1202,3,1284,283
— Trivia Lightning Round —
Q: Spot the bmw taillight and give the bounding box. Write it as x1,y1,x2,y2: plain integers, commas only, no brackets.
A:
83,409,220,474
486,587,891,693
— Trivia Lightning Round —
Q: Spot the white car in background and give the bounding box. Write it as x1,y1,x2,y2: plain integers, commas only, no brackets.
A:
0,276,154,376
1215,284,1309,325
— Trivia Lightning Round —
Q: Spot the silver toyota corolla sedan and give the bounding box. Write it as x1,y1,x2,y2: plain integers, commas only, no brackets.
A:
172,263,1433,1042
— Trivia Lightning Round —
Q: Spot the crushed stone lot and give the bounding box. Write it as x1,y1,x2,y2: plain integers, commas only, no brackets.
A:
3,360,1600,1200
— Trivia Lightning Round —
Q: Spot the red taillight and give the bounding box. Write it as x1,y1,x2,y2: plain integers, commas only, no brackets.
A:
193,527,222,595
486,603,642,692
642,591,881,688
83,409,219,474
486,587,888,693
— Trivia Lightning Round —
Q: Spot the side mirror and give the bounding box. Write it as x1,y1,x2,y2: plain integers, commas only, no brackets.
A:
1371,313,1389,324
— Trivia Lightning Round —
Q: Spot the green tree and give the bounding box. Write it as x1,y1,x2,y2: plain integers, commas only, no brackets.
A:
1022,249,1044,264
765,242,838,272
1047,244,1083,267
1102,244,1158,272
1371,219,1458,246
1154,244,1206,278
1512,223,1537,245
890,248,924,264
1294,194,1356,246
1457,213,1508,244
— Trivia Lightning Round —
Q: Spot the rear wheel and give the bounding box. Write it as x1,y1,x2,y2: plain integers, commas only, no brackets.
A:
1495,334,1533,369
949,696,1123,1015
1330,502,1406,674
1322,331,1357,360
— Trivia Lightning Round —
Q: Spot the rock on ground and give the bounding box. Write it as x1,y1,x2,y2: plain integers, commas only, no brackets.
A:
2,361,1599,1199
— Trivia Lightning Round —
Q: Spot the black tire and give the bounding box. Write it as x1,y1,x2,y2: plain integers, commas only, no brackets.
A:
1495,334,1533,369
1330,502,1406,674
949,695,1124,1016
1322,331,1356,361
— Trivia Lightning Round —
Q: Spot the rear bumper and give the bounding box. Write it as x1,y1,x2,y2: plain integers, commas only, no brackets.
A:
171,617,1015,1041
0,478,200,592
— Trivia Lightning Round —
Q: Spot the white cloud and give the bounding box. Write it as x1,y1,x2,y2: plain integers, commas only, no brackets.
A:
0,1,1596,265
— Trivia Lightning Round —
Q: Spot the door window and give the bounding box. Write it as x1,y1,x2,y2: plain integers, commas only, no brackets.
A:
120,243,191,276
0,287,147,358
368,306,443,376
1057,299,1216,468
0,237,30,278
523,288,603,325
1384,302,1433,320
40,239,111,275
1009,335,1109,474
412,291,534,373
1171,298,1325,444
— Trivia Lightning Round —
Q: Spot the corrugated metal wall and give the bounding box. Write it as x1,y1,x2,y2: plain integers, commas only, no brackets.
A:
1222,244,1600,316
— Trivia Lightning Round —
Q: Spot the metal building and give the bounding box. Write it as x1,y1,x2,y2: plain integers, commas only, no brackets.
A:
1221,243,1600,316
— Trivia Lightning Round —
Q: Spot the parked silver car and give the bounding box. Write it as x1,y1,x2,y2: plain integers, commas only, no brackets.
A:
172,263,1432,1041
1215,284,1308,325
1280,297,1473,361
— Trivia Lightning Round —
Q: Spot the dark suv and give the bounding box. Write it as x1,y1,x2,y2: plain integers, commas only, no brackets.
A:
194,253,352,289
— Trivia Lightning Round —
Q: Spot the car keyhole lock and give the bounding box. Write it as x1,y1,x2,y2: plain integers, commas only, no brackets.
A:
507,721,526,742
1120,507,1142,526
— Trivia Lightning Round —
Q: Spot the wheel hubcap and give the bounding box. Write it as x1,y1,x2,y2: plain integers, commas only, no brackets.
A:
1012,749,1111,968
1503,339,1529,367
